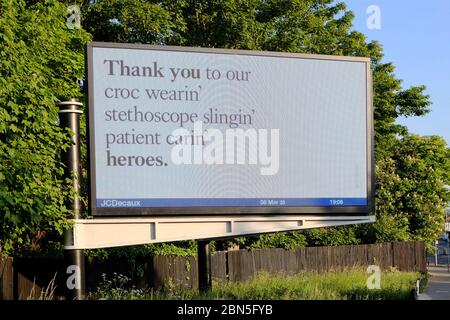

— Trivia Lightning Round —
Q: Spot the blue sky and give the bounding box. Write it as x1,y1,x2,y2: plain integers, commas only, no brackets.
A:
342,0,450,144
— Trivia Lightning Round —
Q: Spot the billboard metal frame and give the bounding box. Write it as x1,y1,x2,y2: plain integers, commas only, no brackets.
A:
86,42,375,217
66,215,376,250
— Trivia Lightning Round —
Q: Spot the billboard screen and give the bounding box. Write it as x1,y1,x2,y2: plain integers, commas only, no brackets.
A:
87,42,374,216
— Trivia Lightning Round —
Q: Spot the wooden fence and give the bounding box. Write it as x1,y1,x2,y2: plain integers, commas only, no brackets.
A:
0,241,426,299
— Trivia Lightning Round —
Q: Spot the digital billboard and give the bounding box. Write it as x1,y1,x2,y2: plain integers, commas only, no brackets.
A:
87,42,374,216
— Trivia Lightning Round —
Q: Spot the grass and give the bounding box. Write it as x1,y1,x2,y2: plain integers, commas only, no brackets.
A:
27,273,58,300
88,268,424,300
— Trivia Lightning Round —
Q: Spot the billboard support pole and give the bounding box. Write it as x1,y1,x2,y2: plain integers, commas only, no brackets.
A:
59,98,85,300
198,240,212,292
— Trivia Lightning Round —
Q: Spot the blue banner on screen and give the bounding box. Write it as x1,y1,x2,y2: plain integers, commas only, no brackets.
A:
97,198,368,208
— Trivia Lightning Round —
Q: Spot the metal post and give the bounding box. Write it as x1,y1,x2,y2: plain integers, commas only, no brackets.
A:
59,98,85,300
447,252,449,273
435,240,438,266
198,240,212,293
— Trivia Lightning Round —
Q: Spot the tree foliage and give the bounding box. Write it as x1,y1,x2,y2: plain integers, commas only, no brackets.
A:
374,136,449,244
0,0,90,255
245,232,307,250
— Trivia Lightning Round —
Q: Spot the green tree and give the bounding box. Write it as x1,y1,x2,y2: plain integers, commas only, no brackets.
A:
360,135,450,249
367,156,411,243
303,226,360,246
0,0,90,255
81,0,186,44
245,231,307,250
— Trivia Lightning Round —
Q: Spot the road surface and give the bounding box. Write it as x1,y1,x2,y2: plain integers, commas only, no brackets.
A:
418,266,450,300
420,240,450,300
